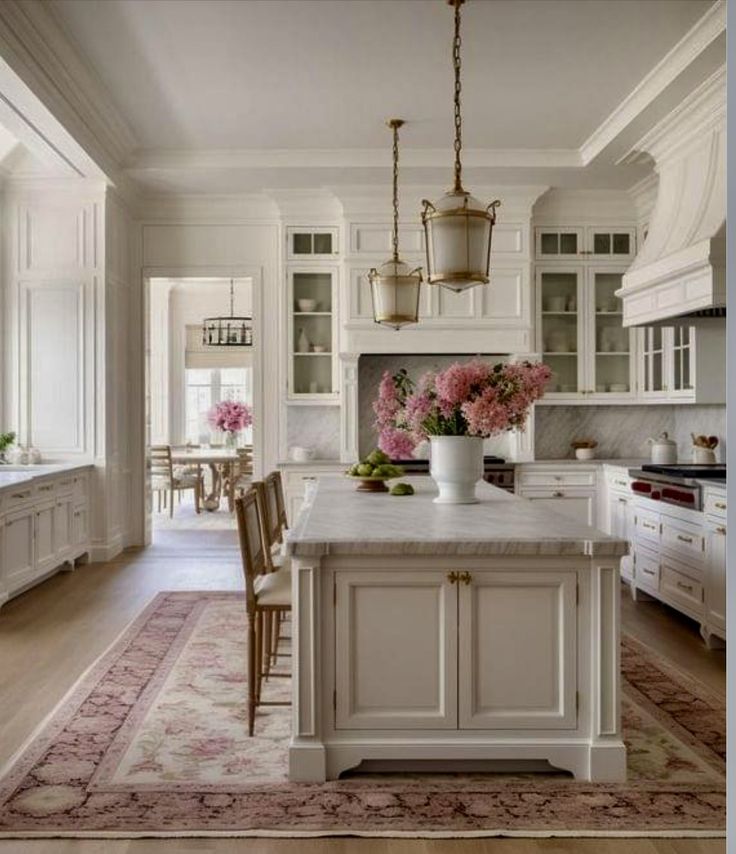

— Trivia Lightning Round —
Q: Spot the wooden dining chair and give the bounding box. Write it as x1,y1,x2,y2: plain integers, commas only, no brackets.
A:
150,445,203,517
234,487,291,736
226,446,254,512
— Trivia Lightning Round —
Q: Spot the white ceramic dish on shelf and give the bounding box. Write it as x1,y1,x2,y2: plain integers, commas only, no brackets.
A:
297,298,318,312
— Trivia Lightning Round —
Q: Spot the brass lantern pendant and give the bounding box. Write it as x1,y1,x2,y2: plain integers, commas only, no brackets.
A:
369,119,422,329
422,0,500,293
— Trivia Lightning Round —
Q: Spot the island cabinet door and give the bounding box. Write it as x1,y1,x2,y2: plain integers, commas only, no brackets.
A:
458,571,578,730
334,571,458,730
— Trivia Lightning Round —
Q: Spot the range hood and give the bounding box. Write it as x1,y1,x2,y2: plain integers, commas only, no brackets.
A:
617,68,726,327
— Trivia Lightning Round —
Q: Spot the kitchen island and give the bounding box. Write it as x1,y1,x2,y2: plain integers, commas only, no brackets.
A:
285,476,628,783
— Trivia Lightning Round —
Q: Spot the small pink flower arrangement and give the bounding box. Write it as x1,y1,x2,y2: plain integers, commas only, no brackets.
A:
373,359,551,458
208,400,252,436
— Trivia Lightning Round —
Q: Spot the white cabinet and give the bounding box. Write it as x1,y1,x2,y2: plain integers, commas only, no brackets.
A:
703,486,726,644
335,570,457,730
286,227,339,260
604,470,634,585
2,508,35,591
636,324,725,404
334,567,578,733
458,570,577,730
534,226,635,261
0,468,91,609
537,266,634,403
34,500,56,575
288,268,338,401
535,228,583,259
584,227,636,261
516,465,597,527
53,492,74,558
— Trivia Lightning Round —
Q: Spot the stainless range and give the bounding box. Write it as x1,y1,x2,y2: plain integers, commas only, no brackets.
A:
392,456,516,493
628,464,726,511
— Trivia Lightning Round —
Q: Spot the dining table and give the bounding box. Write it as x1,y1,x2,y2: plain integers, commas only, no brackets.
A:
170,447,240,511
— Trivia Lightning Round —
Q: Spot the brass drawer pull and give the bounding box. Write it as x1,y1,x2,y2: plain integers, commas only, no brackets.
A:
642,522,657,531
715,501,726,510
642,567,656,576
11,492,30,499
676,534,693,544
715,526,726,535
676,581,694,593
552,490,564,498
38,485,53,492
618,497,627,504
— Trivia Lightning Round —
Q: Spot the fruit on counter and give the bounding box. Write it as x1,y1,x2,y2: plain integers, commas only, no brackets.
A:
691,433,719,449
346,449,404,479
390,482,415,496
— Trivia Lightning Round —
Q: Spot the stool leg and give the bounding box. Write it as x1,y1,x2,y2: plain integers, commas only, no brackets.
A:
255,610,263,704
271,611,280,666
263,611,272,680
247,615,257,736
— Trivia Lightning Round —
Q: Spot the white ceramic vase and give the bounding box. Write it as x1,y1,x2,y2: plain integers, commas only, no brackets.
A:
429,435,484,505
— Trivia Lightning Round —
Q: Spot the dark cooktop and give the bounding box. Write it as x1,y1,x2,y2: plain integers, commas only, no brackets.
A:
641,464,726,480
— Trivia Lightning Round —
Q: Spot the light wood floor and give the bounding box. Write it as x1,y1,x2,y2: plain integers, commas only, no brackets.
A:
0,528,726,854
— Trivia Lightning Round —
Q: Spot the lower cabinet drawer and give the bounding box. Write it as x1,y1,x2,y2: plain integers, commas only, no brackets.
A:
634,507,660,545
634,546,660,593
518,468,596,489
660,562,704,616
661,517,705,564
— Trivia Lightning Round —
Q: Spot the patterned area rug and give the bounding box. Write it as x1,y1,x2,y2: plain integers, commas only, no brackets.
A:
0,591,725,838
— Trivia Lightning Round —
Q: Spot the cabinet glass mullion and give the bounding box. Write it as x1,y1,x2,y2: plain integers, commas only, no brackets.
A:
590,269,630,396
539,269,581,395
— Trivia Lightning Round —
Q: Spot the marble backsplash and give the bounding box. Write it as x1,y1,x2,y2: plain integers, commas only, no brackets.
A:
535,404,726,462
287,406,340,460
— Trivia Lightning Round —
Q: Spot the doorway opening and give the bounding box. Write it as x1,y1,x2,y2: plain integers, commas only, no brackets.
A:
146,276,257,541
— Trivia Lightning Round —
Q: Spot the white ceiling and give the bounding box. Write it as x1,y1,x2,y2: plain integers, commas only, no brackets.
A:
45,0,721,193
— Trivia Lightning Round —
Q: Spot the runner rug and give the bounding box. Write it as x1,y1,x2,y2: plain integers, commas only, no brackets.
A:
0,591,725,838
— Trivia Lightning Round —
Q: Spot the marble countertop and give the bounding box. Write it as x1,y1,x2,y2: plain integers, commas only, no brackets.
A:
286,475,627,558
0,462,92,493
277,459,344,468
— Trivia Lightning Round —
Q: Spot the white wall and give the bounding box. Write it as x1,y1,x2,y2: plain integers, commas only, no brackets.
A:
1,181,135,558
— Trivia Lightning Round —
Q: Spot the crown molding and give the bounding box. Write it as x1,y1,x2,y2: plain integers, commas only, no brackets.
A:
619,64,725,168
0,0,137,175
579,0,725,165
126,147,581,174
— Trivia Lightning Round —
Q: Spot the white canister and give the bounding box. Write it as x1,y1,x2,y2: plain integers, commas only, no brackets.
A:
647,432,677,465
692,446,717,465
291,446,315,463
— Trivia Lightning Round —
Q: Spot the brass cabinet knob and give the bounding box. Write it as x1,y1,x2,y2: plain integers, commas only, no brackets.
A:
459,571,472,585
447,571,459,584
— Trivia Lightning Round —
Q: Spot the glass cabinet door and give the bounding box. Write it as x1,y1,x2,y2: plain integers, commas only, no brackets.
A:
590,271,631,396
535,228,582,259
539,270,582,395
640,327,667,395
290,270,336,397
671,326,693,393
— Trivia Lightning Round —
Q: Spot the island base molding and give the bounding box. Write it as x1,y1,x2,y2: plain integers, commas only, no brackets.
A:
289,739,627,784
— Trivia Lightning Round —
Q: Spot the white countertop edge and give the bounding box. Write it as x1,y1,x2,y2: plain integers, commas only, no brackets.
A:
0,462,94,493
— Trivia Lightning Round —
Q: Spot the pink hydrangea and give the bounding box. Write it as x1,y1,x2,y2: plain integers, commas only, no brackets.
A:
378,425,416,459
434,360,491,407
208,400,252,434
371,358,551,450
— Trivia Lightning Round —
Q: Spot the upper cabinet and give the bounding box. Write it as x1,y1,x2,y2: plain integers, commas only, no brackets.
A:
286,227,339,260
287,267,339,402
636,323,725,404
535,226,636,261
537,265,634,403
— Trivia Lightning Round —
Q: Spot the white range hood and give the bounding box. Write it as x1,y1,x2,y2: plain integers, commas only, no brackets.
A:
617,68,726,327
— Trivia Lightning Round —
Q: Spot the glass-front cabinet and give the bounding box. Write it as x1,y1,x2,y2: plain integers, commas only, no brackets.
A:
288,268,338,400
537,266,634,402
638,326,694,399
287,227,339,260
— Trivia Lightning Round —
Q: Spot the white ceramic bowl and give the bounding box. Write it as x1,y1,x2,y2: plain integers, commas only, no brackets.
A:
291,446,315,462
575,447,596,460
297,299,318,312
311,344,327,353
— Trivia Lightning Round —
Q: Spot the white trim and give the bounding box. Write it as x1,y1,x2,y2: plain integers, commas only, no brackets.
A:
580,0,726,164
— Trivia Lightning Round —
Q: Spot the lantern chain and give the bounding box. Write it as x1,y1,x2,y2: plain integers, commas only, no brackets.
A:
391,120,400,262
452,0,463,193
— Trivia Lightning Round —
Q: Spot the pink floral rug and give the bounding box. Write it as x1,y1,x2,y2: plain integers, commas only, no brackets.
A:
0,591,725,838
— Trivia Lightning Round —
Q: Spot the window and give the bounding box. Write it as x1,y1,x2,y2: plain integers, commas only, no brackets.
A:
185,367,253,444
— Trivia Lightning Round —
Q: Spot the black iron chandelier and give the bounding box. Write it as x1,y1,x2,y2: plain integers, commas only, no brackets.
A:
201,279,253,347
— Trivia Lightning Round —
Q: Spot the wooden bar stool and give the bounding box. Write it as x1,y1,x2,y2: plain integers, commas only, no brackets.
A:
262,472,291,668
234,487,291,736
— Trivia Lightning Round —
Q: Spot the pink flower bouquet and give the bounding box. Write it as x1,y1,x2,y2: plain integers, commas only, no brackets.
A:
207,400,253,436
372,359,551,458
